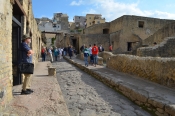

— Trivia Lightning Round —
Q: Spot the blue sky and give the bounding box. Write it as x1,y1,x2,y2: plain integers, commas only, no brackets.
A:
32,0,175,22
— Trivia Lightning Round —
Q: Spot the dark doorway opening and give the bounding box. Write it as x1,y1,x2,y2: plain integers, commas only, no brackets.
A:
103,28,109,34
12,19,22,86
72,39,77,48
12,1,24,86
127,42,132,51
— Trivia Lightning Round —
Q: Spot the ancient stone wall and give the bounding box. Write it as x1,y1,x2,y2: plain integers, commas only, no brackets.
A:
84,23,110,34
79,34,110,51
0,0,42,110
98,51,114,63
143,21,175,46
0,0,13,109
106,54,175,88
113,15,174,53
137,37,175,57
82,15,175,54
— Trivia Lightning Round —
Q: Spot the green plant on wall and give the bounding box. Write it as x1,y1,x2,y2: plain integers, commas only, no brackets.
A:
77,29,82,32
51,37,56,45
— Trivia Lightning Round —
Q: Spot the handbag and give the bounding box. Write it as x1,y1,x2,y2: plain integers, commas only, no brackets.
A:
19,63,34,74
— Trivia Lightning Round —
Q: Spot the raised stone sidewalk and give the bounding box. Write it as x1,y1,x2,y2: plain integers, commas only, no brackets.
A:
0,61,70,116
64,56,175,116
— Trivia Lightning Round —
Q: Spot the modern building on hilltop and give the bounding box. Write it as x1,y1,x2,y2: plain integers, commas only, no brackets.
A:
73,16,86,29
86,14,105,27
36,13,69,32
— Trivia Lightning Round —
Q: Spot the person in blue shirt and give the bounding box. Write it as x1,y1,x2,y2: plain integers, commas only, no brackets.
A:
54,47,59,61
20,34,34,95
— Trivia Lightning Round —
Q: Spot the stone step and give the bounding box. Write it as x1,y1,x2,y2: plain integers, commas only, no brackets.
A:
64,56,175,116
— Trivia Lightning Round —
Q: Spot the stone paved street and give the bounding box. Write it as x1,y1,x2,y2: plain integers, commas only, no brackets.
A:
54,60,151,116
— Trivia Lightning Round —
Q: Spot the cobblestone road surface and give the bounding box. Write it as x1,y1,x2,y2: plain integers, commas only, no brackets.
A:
54,60,151,116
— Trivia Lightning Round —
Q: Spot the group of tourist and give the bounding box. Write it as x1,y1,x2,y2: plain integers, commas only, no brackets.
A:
81,44,113,67
41,45,76,62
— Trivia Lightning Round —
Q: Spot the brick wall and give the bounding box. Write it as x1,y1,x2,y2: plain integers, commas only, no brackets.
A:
106,54,175,88
0,0,13,109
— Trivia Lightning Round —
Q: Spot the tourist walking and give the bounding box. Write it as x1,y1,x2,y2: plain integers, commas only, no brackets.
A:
83,46,90,67
67,45,71,56
92,44,99,67
41,46,46,62
48,47,53,63
59,48,63,59
63,47,67,56
20,34,34,95
98,45,104,52
89,45,93,65
69,45,73,59
80,44,85,52
109,44,112,52
54,47,59,61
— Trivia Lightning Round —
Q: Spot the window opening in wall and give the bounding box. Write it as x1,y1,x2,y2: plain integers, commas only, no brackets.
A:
97,21,100,24
103,28,109,34
127,42,132,51
138,21,144,28
90,22,91,25
53,24,56,27
89,17,91,19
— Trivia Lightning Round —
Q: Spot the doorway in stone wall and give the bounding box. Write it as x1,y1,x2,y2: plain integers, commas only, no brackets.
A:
12,1,24,86
72,39,77,48
127,42,132,51
12,19,22,86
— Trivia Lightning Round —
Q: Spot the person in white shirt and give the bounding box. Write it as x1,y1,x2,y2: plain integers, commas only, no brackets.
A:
59,48,63,59
48,47,53,62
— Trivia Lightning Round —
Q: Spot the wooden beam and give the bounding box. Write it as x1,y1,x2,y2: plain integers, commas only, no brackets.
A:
14,0,27,16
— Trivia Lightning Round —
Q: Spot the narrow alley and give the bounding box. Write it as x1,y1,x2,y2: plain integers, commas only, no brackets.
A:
54,60,151,116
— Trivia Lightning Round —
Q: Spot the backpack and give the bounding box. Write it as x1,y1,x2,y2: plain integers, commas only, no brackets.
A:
57,49,60,55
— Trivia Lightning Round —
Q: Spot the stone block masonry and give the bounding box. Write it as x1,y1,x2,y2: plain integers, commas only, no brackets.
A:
0,0,13,111
0,0,42,114
137,37,175,57
106,54,175,89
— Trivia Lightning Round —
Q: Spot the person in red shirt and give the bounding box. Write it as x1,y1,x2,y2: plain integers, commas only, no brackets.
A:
41,46,46,61
92,44,99,67
109,44,112,52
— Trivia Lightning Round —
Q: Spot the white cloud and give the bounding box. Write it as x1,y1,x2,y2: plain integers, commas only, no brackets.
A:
70,0,83,6
82,0,175,21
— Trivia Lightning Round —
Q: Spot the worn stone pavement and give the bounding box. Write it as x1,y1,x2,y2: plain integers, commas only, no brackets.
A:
63,56,175,116
2,61,70,116
54,59,151,116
